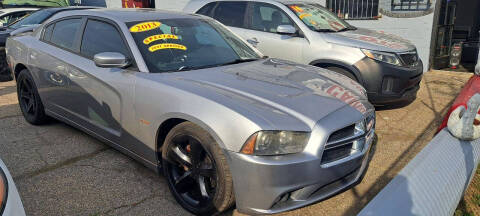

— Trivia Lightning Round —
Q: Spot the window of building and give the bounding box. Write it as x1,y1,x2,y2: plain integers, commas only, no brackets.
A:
391,0,432,11
326,0,379,20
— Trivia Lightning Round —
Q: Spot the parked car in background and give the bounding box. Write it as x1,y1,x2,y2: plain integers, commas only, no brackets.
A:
6,8,375,215
0,8,38,27
0,6,95,81
184,0,424,105
0,158,26,216
2,0,70,7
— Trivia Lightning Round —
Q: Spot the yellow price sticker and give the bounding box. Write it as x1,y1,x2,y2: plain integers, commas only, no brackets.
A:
299,13,312,19
130,21,161,33
289,5,304,12
149,43,187,52
143,34,179,45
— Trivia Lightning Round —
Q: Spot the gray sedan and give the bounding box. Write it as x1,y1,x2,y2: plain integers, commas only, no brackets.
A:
6,8,375,215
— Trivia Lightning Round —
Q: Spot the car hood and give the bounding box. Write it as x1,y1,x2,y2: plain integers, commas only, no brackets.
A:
159,59,373,129
322,27,416,52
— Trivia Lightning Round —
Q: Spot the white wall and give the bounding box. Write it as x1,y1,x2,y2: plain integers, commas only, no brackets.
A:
155,0,190,11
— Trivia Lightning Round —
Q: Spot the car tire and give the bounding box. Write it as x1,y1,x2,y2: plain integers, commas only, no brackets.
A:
162,122,235,215
16,69,49,125
325,66,358,82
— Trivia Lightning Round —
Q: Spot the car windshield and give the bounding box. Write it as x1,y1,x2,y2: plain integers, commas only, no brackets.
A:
127,18,262,73
8,9,54,29
286,3,354,32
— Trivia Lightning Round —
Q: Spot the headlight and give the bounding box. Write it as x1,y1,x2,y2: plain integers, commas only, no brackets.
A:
0,168,7,215
240,131,310,156
361,49,402,66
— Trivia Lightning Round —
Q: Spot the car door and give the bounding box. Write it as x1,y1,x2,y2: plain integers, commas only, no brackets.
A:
30,17,84,116
69,18,139,149
32,17,138,149
242,2,308,63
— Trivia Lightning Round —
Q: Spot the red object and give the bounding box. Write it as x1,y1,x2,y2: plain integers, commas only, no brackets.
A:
437,75,480,133
451,66,457,69
122,0,150,8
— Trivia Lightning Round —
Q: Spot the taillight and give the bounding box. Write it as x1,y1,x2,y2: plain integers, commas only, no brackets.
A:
0,168,7,215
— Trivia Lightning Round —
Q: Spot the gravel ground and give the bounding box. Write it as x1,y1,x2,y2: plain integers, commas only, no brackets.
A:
0,70,472,216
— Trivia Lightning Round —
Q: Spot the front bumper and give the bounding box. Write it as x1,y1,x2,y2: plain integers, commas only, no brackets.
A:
354,57,423,105
226,128,375,215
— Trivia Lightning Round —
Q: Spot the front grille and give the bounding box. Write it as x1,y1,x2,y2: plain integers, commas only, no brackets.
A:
321,143,353,164
399,52,419,67
327,124,354,143
322,114,374,164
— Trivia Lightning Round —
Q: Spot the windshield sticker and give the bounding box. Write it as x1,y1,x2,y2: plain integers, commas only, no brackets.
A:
149,43,187,52
143,34,179,44
289,5,304,12
299,13,312,19
130,21,161,33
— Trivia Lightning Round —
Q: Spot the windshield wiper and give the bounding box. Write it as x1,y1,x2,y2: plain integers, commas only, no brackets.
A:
314,29,338,33
219,58,260,66
337,26,357,32
174,58,260,72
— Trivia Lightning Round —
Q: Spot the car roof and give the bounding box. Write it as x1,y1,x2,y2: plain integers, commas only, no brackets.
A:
188,0,316,5
56,8,200,23
0,7,38,13
39,6,99,13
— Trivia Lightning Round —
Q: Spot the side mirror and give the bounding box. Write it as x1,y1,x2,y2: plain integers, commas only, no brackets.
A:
276,25,297,35
93,52,130,68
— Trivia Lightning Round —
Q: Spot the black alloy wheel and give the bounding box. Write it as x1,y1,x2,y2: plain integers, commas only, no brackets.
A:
162,122,235,215
18,77,37,116
165,135,217,209
16,69,48,125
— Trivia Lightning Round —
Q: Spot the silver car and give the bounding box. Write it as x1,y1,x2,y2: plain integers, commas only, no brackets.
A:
0,159,26,216
6,8,375,215
184,0,424,105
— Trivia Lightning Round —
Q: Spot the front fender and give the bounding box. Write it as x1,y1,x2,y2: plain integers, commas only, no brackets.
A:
309,58,366,86
154,112,228,151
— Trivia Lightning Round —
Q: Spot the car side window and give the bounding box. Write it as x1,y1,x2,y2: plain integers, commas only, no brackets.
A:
80,19,129,60
197,2,216,16
250,2,294,33
212,1,247,28
43,23,54,41
9,11,28,24
49,18,82,51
